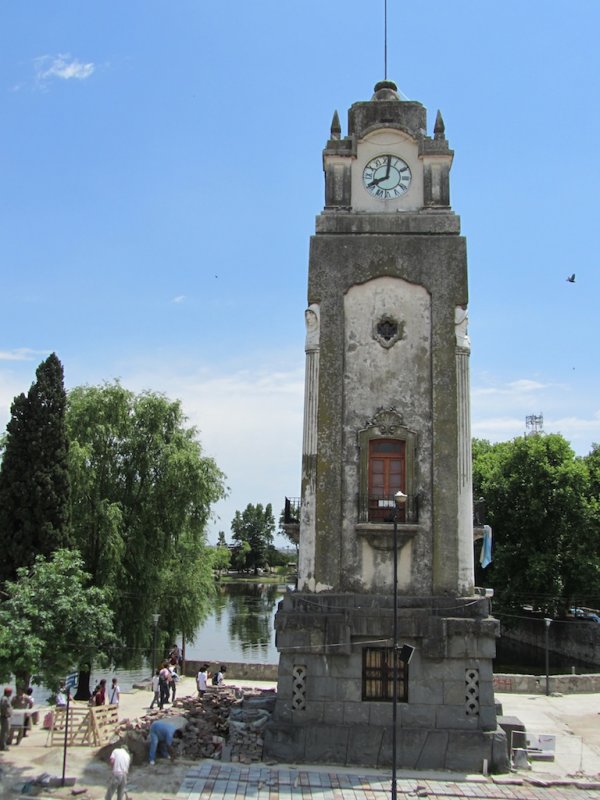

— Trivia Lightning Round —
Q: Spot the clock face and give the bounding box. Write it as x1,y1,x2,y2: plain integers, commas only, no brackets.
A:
362,155,412,199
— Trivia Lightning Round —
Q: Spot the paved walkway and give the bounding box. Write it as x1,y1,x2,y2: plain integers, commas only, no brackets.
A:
173,683,600,800
176,761,600,799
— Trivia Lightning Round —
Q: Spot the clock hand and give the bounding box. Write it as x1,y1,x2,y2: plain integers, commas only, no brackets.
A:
384,156,391,179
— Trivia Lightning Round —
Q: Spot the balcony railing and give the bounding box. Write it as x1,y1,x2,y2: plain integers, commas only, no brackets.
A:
358,494,419,525
284,497,301,525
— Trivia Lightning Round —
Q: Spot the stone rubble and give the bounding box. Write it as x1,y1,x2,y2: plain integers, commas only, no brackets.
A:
103,686,277,766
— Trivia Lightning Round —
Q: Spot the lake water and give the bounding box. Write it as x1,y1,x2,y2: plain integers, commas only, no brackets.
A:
183,581,289,664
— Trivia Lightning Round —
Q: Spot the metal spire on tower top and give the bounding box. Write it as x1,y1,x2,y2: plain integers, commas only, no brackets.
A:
384,0,388,80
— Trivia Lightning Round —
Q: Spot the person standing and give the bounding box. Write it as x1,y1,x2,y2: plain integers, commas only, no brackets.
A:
105,744,130,800
109,678,120,706
25,687,37,728
94,679,107,706
0,688,13,751
149,670,161,709
55,684,67,707
148,719,179,765
168,643,181,667
158,664,170,708
212,665,226,686
196,665,208,697
11,687,32,737
169,668,179,703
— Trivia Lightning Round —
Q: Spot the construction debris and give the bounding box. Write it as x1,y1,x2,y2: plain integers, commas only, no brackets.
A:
105,686,276,765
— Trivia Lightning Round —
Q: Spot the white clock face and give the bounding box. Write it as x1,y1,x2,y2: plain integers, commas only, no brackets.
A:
362,155,412,199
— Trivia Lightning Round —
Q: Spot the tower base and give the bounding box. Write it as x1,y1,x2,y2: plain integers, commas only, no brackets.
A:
264,592,509,774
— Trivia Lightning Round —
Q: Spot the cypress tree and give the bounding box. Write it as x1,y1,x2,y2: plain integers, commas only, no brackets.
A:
0,353,71,583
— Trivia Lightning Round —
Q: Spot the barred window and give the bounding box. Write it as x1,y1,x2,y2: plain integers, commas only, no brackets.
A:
362,647,408,702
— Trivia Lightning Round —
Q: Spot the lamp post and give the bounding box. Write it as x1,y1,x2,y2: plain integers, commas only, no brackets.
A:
544,617,552,696
391,490,407,800
152,613,161,677
61,687,71,787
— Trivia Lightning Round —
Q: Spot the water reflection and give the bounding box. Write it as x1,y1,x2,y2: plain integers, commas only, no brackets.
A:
184,581,289,664
226,583,282,657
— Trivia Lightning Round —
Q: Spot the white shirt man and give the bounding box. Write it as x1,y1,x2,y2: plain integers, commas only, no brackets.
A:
109,680,120,706
106,745,130,800
197,667,208,696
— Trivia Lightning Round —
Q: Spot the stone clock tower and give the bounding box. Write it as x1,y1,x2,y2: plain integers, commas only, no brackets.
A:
265,81,507,773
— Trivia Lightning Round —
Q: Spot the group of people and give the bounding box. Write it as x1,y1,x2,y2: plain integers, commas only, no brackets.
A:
149,662,180,710
53,677,121,708
196,663,226,695
0,686,36,750
89,677,121,707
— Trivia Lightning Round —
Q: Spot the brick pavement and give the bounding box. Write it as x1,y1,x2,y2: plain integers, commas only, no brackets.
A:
175,762,600,800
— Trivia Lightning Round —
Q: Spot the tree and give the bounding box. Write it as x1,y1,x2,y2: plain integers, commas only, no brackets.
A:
66,382,227,664
0,549,114,690
473,433,600,615
584,443,600,498
0,353,71,584
209,541,231,577
230,503,275,574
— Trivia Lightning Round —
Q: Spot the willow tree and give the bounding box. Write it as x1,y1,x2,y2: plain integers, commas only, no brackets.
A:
0,353,71,584
66,382,227,666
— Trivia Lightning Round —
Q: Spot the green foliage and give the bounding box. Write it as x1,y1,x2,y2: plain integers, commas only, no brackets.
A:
231,503,275,574
0,549,114,689
584,443,600,498
66,381,228,663
266,545,288,568
0,354,72,584
209,543,231,575
473,433,600,615
231,540,251,572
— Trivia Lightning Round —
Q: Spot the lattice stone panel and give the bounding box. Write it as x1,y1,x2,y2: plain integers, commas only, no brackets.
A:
465,668,480,716
292,665,307,711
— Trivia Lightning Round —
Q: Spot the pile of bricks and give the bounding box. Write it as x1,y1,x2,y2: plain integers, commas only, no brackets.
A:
109,687,276,765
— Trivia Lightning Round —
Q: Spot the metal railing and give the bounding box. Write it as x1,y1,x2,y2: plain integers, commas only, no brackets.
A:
358,494,419,524
284,497,301,525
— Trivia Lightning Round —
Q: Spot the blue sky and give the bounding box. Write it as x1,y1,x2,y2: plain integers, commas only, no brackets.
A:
1,1,599,544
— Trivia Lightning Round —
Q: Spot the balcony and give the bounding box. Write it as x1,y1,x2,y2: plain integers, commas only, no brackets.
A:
282,497,301,544
358,493,419,525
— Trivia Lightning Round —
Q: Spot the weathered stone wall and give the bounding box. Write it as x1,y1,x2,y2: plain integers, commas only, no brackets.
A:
183,661,279,682
494,672,600,694
501,617,600,666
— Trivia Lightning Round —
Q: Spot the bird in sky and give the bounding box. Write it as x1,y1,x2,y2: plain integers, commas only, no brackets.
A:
566,273,576,283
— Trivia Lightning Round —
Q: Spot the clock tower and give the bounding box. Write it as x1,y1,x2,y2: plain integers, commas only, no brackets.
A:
265,81,507,773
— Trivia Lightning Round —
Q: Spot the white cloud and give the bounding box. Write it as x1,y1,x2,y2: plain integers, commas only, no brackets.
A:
34,54,95,84
472,378,555,398
171,295,186,304
0,348,47,362
471,375,600,454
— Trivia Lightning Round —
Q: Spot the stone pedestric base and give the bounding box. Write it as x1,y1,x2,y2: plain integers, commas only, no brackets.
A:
264,719,507,773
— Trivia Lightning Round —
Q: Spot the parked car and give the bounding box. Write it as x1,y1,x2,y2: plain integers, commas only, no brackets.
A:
569,607,600,623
